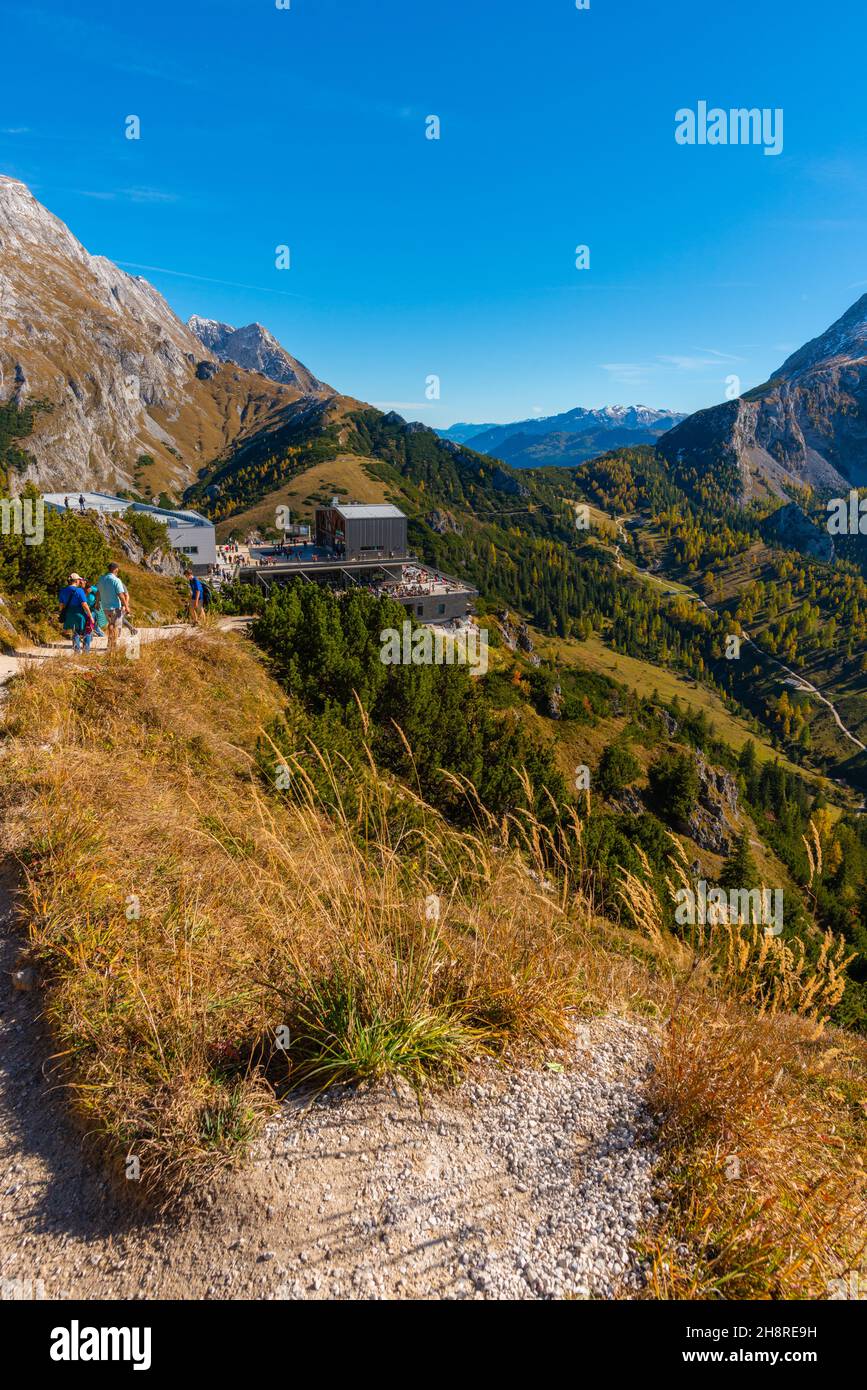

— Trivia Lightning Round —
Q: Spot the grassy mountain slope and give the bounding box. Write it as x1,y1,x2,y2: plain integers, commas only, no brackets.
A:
3,626,866,1299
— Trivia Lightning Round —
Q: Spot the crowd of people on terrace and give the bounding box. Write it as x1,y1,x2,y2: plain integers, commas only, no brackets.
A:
377,563,460,599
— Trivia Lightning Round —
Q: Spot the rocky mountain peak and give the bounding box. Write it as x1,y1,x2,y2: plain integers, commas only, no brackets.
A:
0,178,331,492
187,315,323,393
659,292,867,501
776,292,867,380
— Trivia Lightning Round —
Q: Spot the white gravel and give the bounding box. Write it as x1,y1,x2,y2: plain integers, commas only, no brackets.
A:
268,1014,661,1300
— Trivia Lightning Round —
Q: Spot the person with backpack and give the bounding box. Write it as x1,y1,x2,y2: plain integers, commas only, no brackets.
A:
186,569,206,625
96,562,132,652
58,573,94,655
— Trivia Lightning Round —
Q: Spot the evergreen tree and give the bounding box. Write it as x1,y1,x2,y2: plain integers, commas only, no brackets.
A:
719,827,759,890
597,741,641,798
647,749,699,823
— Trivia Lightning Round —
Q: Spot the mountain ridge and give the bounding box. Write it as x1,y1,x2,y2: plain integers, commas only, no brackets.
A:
188,315,323,394
659,293,867,501
0,176,333,496
438,404,687,469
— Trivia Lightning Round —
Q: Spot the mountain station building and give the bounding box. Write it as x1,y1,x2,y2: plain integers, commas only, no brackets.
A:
237,501,477,624
41,492,217,570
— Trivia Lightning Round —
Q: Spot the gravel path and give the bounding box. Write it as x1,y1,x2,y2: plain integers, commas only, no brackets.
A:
0,889,661,1304
268,1017,660,1300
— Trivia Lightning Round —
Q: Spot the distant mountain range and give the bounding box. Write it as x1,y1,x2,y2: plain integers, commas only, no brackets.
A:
437,405,686,468
5,173,867,521
659,296,867,501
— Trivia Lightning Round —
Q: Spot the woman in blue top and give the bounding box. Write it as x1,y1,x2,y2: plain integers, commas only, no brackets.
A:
58,572,94,655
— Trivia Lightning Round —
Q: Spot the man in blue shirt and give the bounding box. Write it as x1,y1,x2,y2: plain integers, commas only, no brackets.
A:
96,563,131,652
186,568,205,625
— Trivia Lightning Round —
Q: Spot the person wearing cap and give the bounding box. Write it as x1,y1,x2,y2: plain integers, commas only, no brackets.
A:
58,573,94,655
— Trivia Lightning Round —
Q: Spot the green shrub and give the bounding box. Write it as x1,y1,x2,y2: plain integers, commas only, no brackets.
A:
596,741,641,798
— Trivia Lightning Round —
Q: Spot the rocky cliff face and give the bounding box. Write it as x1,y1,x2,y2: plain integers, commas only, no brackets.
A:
686,752,741,855
0,177,332,494
188,316,323,394
90,513,185,576
659,295,867,502
760,501,835,562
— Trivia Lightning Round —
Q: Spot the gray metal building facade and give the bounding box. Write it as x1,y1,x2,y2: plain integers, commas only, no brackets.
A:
394,591,475,624
315,503,407,561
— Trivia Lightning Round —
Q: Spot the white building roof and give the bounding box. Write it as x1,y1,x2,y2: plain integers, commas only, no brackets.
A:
331,503,406,521
42,491,129,514
41,492,212,529
131,502,212,529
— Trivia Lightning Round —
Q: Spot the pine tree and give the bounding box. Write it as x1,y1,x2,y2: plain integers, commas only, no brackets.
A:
719,828,759,890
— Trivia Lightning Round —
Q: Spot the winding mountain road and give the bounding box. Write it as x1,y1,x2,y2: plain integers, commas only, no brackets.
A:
612,527,867,756
687,591,867,754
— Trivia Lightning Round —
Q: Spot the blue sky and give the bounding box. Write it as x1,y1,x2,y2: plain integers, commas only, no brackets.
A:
2,0,866,427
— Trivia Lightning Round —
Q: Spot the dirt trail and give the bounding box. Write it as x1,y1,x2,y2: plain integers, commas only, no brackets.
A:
0,616,249,696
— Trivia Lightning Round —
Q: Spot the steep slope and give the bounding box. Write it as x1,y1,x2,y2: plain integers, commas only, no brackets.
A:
188,316,323,393
0,177,333,495
659,294,867,502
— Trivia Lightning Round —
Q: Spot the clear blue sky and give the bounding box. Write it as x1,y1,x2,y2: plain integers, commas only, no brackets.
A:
2,0,866,427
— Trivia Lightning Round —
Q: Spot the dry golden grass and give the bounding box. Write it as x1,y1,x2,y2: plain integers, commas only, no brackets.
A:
2,627,865,1298
0,631,588,1198
642,997,867,1299
614,838,867,1298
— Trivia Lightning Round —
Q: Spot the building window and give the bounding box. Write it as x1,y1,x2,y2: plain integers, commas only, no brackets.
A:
437,603,446,615
181,546,199,555
417,605,424,616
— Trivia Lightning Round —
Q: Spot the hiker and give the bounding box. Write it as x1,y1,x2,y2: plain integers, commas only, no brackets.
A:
186,569,206,624
58,573,94,655
86,581,109,644
78,494,86,514
97,562,131,652
63,495,70,510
